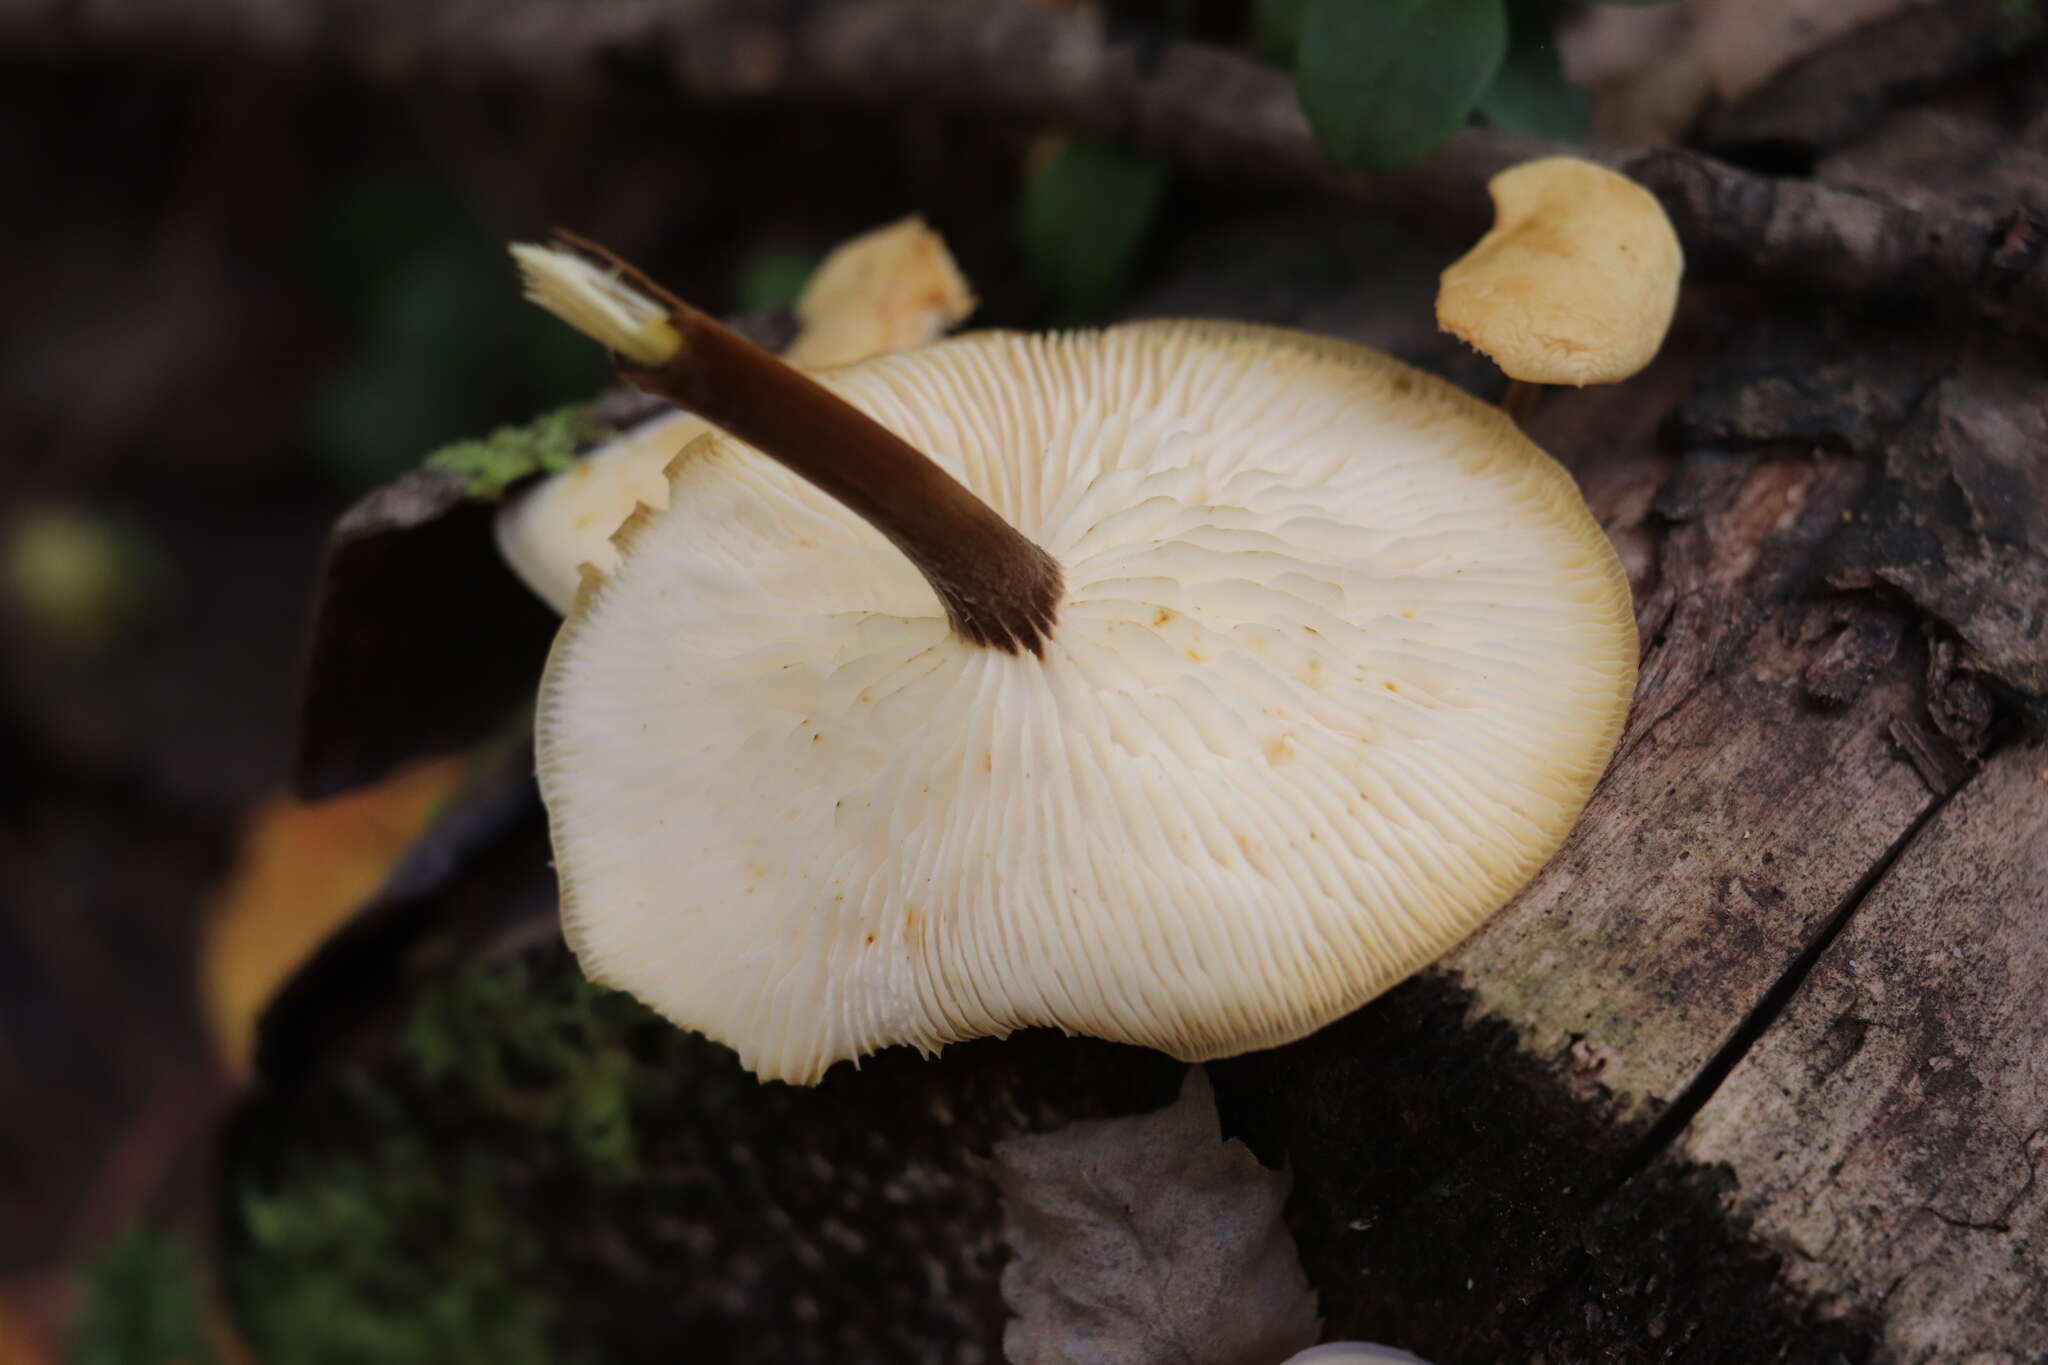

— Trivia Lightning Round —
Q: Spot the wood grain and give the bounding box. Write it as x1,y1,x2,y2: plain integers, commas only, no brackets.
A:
1680,743,2048,1363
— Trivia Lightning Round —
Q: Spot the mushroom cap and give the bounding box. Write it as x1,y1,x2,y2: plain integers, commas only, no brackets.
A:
1437,156,1683,386
539,321,1637,1084
783,215,976,371
496,412,705,614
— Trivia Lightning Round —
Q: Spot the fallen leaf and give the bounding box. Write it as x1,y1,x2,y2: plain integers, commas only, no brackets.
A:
992,1067,1318,1365
0,1293,58,1365
200,756,468,1078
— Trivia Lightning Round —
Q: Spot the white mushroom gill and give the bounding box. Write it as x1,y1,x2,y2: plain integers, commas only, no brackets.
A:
539,322,1636,1085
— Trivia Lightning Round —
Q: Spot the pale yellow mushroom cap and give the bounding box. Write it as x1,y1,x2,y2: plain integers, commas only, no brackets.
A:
493,411,709,615
539,322,1637,1084
783,215,977,371
1437,157,1683,386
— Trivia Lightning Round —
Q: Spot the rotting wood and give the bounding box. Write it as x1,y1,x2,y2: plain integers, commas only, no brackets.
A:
229,280,2023,1364
1679,743,2048,1364
293,469,559,799
252,18,2048,1333
1448,363,1948,1116
293,352,776,798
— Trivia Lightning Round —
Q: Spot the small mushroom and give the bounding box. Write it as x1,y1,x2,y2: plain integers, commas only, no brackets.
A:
495,217,975,613
517,238,1636,1084
781,215,977,371
1437,156,1683,413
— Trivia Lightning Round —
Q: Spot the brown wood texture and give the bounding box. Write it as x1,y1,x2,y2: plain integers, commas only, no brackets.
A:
1453,435,1942,1117
1330,324,2039,1360
1683,743,2048,1363
1411,313,2045,1358
230,262,2048,1364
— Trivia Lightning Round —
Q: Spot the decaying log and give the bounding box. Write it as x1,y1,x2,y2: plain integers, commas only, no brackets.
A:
227,4,2048,1354
225,217,2048,1361
1684,745,2048,1364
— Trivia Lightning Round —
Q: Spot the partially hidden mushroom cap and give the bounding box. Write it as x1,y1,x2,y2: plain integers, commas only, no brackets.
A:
494,412,705,615
496,217,976,614
540,321,1637,1084
1437,156,1683,386
783,215,976,370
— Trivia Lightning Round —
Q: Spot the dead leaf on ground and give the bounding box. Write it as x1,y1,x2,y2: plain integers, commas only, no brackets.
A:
991,1066,1319,1365
0,1293,57,1365
199,755,469,1078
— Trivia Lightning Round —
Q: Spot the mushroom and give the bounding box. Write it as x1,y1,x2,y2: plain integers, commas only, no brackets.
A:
1436,156,1683,416
516,237,1637,1085
495,217,976,613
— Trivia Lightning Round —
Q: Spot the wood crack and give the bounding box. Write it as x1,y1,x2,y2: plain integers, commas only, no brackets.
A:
1606,756,1984,1189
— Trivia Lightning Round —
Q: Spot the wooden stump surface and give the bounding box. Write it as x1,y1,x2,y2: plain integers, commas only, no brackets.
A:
242,41,2048,1361
232,238,2048,1364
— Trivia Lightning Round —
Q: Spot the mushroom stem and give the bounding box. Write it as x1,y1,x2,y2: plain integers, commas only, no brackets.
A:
515,235,1062,655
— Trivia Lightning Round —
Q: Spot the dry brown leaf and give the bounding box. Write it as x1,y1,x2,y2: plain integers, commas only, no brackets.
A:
993,1067,1319,1365
198,756,468,1078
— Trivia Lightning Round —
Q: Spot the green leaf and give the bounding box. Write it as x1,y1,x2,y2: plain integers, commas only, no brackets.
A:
1478,9,1589,141
1018,137,1169,321
1253,0,1312,65
1296,0,1509,173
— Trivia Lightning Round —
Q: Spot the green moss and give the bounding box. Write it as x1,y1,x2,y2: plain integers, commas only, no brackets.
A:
69,1226,220,1365
401,959,645,1183
226,960,672,1365
422,404,618,501
236,1138,557,1365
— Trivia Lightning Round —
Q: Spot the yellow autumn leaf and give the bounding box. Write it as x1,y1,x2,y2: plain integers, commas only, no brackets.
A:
200,757,467,1079
0,1295,55,1365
